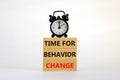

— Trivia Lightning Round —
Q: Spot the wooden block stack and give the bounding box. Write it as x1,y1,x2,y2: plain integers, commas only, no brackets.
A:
43,38,77,71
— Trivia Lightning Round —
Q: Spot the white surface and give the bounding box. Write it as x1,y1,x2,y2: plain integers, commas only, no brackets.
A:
0,0,120,80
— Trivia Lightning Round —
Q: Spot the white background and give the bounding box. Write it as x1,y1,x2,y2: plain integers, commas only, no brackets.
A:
0,0,120,80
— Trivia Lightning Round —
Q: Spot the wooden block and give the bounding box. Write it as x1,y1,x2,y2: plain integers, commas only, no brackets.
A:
43,48,77,59
43,58,77,71
43,38,77,71
43,38,77,49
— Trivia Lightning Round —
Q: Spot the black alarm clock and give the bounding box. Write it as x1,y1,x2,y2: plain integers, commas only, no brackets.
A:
49,11,69,38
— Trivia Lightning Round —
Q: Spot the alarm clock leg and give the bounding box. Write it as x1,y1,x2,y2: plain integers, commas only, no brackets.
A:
64,34,67,37
51,34,55,38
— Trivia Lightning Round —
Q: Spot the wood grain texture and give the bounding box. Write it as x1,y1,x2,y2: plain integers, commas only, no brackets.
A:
43,38,77,71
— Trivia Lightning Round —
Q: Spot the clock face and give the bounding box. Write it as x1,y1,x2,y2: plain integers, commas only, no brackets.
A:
50,19,68,36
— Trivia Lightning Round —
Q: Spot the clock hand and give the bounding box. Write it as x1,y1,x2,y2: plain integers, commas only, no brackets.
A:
58,21,61,29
